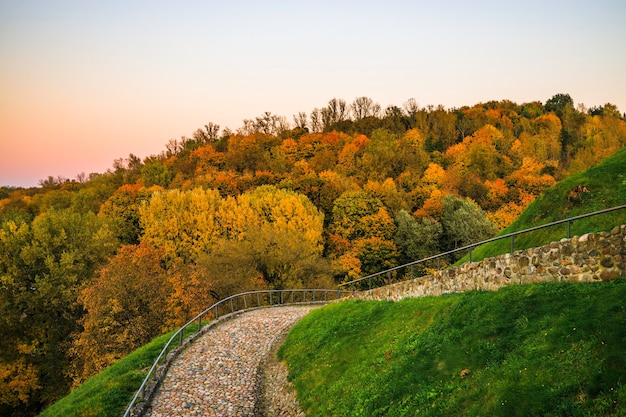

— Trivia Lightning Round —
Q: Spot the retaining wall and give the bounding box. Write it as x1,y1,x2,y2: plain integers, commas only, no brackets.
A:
352,225,626,302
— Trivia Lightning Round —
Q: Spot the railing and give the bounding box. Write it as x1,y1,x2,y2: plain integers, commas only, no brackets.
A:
123,288,352,417
339,204,626,291
124,205,626,416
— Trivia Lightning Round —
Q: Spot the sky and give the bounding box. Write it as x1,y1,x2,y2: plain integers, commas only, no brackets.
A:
1,0,625,188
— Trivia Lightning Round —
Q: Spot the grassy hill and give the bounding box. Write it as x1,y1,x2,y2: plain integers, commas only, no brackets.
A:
37,327,197,417
36,149,626,416
279,279,626,416
276,150,626,416
468,146,626,263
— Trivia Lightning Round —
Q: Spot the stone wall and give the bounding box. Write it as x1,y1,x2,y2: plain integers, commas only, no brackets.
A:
352,225,626,302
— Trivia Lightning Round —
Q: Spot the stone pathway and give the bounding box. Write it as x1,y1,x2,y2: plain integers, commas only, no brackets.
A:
145,305,316,417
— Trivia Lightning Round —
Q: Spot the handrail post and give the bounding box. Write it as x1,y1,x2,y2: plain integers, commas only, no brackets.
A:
197,315,202,332
568,220,573,238
469,248,473,263
243,295,247,310
270,292,273,305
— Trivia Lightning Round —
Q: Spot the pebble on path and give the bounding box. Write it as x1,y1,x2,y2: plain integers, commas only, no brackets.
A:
145,305,315,417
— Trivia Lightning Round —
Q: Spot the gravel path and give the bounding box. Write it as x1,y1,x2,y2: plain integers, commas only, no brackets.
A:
145,305,316,417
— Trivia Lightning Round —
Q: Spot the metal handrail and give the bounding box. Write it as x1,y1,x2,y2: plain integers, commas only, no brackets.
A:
123,288,351,417
339,204,626,289
124,205,625,415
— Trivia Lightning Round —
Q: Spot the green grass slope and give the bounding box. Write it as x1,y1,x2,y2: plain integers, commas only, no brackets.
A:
279,279,626,417
37,326,197,417
469,146,626,263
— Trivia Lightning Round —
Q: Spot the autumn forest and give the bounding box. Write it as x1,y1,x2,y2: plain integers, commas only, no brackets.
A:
1,94,626,416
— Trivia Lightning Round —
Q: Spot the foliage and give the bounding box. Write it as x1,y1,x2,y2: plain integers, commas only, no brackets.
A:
0,210,117,415
139,188,222,264
330,191,386,241
440,195,497,254
469,145,626,263
221,186,329,289
70,243,170,384
98,184,155,245
279,280,626,417
394,210,442,264
141,160,173,188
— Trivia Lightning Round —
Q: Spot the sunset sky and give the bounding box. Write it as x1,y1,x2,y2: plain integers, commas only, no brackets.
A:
1,0,625,187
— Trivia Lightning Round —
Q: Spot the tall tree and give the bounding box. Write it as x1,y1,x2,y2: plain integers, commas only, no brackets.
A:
192,122,221,144
545,93,574,118
440,195,497,255
139,188,222,264
394,209,442,265
0,210,116,415
321,98,348,131
70,243,170,384
215,186,329,289
351,96,381,120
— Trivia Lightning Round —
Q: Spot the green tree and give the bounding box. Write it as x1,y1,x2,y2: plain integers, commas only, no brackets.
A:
331,191,386,241
0,210,116,415
359,129,400,181
98,184,155,245
141,160,173,188
354,237,398,276
545,93,574,118
440,195,497,256
394,209,442,265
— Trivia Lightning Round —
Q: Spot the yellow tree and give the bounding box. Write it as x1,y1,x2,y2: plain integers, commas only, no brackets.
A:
363,178,409,217
568,115,626,173
212,185,329,289
139,188,226,325
139,188,223,264
397,128,430,176
517,113,562,163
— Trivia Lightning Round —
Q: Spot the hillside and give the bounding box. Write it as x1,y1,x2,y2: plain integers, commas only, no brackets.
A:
468,145,626,263
31,144,626,416
36,327,197,417
279,279,626,416
2,95,626,416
